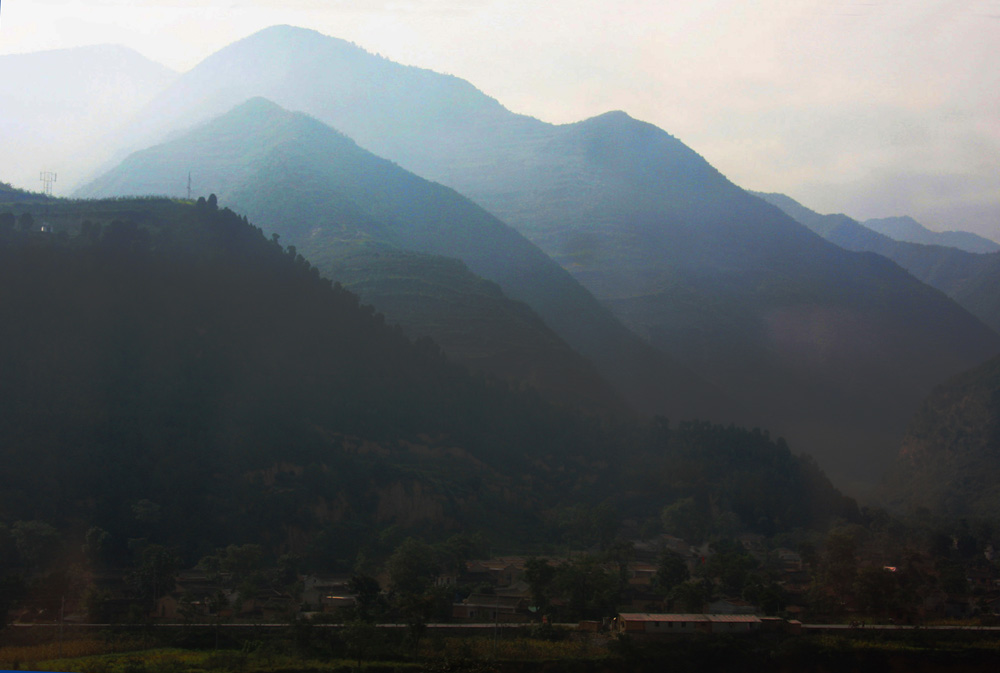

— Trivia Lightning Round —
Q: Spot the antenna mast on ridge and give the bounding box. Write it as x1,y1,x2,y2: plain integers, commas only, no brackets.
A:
187,172,192,200
39,171,57,196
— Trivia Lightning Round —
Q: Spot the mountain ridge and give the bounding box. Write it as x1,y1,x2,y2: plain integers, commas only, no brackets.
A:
755,191,1000,336
75,26,1000,488
863,215,1000,254
79,97,730,420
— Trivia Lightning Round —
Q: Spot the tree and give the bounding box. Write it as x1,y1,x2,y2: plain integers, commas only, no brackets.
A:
661,497,710,544
524,557,556,616
0,212,14,232
347,574,384,623
83,527,111,567
821,527,861,596
670,579,713,613
385,538,437,597
699,539,758,596
653,549,690,596
128,544,180,604
553,555,618,621
11,520,59,573
17,212,34,232
342,619,381,671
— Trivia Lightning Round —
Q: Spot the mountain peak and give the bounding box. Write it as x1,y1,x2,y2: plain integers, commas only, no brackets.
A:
591,110,633,121
235,24,356,52
229,96,291,117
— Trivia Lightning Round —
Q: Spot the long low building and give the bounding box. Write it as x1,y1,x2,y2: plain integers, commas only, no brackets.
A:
614,613,762,635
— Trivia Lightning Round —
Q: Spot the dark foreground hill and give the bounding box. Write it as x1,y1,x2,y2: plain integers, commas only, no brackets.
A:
880,354,1000,519
90,25,1000,488
79,97,729,420
0,196,855,569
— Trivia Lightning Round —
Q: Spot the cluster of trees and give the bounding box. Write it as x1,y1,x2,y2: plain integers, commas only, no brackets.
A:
0,211,35,232
625,419,860,540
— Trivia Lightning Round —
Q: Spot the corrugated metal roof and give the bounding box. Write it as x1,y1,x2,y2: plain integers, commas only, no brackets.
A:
706,614,762,623
618,613,709,622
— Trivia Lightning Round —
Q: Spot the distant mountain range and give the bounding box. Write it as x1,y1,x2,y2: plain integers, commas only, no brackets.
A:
756,192,1000,337
863,215,1000,254
66,24,1000,488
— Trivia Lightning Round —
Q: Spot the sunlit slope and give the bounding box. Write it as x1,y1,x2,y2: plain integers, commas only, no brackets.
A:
80,98,727,419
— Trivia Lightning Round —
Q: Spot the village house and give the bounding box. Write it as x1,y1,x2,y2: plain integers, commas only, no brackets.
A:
452,593,529,622
463,558,528,587
301,575,356,612
614,612,762,635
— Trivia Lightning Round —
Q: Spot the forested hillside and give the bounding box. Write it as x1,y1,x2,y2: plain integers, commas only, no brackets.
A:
881,354,1000,519
0,196,855,575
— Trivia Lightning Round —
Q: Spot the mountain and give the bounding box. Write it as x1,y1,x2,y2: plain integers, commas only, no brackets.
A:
880,354,1000,519
755,192,1000,336
79,98,725,419
0,45,176,191
321,246,625,411
80,25,1000,488
0,196,612,561
0,196,856,567
863,216,1000,254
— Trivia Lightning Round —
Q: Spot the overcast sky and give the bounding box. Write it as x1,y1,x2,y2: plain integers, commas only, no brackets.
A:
2,0,999,238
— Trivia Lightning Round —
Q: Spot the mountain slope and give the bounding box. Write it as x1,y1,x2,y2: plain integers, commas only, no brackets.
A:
880,355,1000,518
863,216,1000,254
322,245,624,411
0,197,666,562
82,25,1000,487
429,109,1000,488
756,192,1000,336
0,197,857,566
79,98,726,419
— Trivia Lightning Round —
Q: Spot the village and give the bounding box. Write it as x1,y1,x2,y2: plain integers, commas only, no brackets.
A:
10,523,1000,635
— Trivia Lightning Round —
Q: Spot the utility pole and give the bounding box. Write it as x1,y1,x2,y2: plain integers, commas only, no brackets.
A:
39,171,57,196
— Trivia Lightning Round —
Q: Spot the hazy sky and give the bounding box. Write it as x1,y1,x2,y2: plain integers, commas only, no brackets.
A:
2,0,999,237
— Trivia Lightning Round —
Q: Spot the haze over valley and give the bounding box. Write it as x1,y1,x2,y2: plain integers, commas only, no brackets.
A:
3,7,1000,664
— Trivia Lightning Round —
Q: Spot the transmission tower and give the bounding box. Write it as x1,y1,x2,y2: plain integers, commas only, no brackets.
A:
187,172,192,200
39,171,57,196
